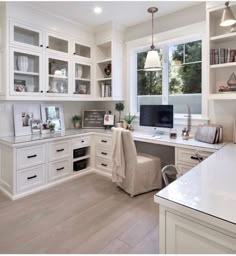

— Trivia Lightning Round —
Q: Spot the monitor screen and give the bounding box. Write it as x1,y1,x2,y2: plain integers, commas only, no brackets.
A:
139,105,173,128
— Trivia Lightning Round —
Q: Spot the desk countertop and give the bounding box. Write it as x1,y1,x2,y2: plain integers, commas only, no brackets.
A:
155,143,236,225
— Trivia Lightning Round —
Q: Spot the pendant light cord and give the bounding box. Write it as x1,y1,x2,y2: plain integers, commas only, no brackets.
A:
151,11,154,50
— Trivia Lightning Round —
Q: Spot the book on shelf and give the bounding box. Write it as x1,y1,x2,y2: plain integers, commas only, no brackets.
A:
210,48,236,65
100,83,112,97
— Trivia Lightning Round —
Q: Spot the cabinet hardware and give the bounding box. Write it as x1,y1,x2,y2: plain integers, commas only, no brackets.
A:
40,44,43,47
56,149,64,152
40,90,43,93
101,152,107,155
101,163,107,167
56,167,64,171
27,175,37,180
73,52,76,55
46,46,49,48
46,90,49,93
190,156,203,161
27,154,37,159
101,140,107,143
81,140,84,143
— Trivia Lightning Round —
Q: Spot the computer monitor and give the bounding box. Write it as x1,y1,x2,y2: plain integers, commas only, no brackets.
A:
139,105,173,128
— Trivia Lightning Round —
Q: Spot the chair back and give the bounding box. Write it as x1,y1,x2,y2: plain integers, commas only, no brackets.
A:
162,164,178,186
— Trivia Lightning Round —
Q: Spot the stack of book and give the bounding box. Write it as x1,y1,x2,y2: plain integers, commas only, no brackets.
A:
195,125,223,144
100,83,112,97
210,48,236,65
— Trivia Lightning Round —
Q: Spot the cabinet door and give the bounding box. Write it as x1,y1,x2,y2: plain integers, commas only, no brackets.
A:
46,55,70,96
73,61,92,97
72,41,92,61
10,21,43,51
46,33,70,56
10,47,44,96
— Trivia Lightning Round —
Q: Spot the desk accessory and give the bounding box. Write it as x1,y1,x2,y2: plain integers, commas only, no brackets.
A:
195,125,223,144
83,110,106,128
104,111,115,129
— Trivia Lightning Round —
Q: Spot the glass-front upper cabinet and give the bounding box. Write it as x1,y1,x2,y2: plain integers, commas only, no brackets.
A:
46,56,69,95
10,48,43,95
72,41,91,61
10,22,43,50
73,62,91,96
46,33,70,55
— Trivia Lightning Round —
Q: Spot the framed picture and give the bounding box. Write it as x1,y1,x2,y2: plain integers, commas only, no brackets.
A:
14,79,26,92
79,84,87,94
31,119,42,135
104,114,115,126
13,104,41,136
41,104,65,132
83,110,106,128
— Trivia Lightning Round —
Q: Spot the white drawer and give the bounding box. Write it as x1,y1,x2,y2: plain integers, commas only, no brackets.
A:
95,135,112,147
176,163,196,177
96,157,112,173
16,165,46,193
96,146,112,160
72,136,90,149
16,144,46,170
48,158,71,182
176,148,212,165
48,140,70,162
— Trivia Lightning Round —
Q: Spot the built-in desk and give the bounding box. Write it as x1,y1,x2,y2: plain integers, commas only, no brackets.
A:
0,129,225,199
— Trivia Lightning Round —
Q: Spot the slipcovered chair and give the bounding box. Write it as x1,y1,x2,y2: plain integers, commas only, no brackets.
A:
111,128,162,197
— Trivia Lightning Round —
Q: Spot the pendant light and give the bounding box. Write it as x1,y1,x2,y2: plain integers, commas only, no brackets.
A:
220,2,236,27
144,7,162,71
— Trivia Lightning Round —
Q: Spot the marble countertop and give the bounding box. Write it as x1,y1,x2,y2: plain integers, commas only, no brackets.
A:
155,143,236,225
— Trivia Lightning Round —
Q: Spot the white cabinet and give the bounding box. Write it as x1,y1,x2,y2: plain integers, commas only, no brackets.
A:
10,47,44,95
10,21,43,51
72,41,92,62
46,32,70,56
48,140,70,162
175,147,213,176
48,159,71,182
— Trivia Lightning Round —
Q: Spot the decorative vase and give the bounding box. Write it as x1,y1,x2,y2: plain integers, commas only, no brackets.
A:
17,56,29,72
77,65,83,78
104,63,111,77
227,72,236,86
74,121,81,129
49,80,58,93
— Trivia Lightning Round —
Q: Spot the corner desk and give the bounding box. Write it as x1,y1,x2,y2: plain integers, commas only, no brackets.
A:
0,129,225,200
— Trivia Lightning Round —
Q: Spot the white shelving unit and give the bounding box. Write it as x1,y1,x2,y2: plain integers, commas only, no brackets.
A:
207,3,236,99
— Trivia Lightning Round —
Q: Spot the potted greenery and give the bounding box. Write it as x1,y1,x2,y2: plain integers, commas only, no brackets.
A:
115,102,124,127
48,122,55,132
123,113,136,130
72,114,82,129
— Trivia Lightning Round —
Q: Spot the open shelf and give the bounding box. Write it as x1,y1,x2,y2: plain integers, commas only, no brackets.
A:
97,58,112,64
14,70,39,76
208,93,236,100
210,62,236,69
48,74,68,79
73,155,90,162
97,77,112,81
210,32,236,43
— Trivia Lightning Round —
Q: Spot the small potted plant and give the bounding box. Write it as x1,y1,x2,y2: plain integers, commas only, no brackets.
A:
48,121,56,132
123,113,136,131
115,102,124,127
72,114,82,129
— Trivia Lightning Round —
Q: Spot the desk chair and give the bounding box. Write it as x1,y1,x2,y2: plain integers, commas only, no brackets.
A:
161,164,178,186
111,128,162,197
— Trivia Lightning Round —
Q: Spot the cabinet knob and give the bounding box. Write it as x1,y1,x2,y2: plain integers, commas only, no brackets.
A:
40,90,43,93
46,90,49,93
46,46,49,49
40,44,43,47
73,52,76,55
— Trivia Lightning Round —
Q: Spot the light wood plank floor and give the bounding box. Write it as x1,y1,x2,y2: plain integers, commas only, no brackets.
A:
0,174,159,254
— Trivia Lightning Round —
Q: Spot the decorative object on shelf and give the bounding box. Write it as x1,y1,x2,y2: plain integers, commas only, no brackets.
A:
210,48,236,65
100,82,112,97
123,113,136,131
26,84,35,92
41,104,65,132
230,23,236,32
218,72,236,93
104,63,111,77
104,111,115,129
14,79,26,92
76,64,83,78
31,119,42,135
227,72,236,85
49,79,59,93
72,114,82,129
79,84,87,94
115,102,125,127
13,103,41,136
220,2,236,27
82,110,106,128
17,55,28,72
144,7,162,71
48,121,56,132
54,70,63,76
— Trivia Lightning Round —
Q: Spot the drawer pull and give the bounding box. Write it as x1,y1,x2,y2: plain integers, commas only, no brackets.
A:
101,140,107,143
56,149,64,152
27,154,37,159
81,140,84,143
56,167,65,171
101,163,107,167
190,156,203,161
101,152,107,155
27,175,37,180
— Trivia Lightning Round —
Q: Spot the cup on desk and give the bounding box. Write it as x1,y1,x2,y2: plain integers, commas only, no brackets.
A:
170,128,177,139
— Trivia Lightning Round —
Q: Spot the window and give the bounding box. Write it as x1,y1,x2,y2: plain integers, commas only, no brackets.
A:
135,39,202,115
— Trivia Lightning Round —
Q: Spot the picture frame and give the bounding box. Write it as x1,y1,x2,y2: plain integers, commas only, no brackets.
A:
82,110,106,128
31,119,42,135
14,79,26,92
104,113,115,126
13,104,41,136
41,104,65,132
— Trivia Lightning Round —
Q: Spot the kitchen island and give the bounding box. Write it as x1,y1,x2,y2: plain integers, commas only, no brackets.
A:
155,143,236,253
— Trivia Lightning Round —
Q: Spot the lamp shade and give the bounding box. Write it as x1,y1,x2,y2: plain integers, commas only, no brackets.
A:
220,3,236,26
144,50,162,71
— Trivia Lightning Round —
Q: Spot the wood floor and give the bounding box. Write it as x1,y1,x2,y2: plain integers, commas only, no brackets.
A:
0,173,159,254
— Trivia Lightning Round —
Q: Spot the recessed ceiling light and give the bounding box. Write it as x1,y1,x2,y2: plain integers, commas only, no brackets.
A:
94,7,102,14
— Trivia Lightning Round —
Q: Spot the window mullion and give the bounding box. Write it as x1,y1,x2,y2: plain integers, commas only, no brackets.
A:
162,46,169,104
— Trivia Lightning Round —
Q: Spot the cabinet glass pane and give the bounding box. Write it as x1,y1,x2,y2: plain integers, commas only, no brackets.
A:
14,26,40,47
48,58,68,94
48,36,68,53
74,43,91,58
74,63,91,95
14,51,40,93
74,80,91,95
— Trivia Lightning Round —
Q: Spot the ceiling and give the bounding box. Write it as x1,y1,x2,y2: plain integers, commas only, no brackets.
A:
26,1,202,28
